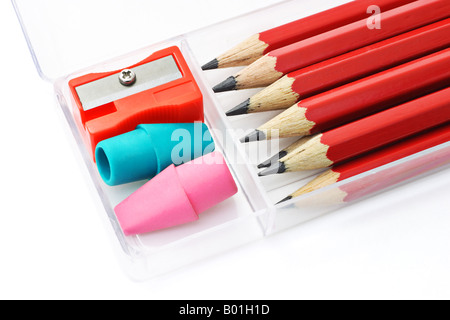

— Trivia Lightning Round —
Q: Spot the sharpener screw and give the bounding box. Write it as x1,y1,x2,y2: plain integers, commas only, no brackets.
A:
119,69,136,86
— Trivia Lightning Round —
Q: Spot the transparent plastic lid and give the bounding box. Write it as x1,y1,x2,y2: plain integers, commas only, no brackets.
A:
12,0,283,81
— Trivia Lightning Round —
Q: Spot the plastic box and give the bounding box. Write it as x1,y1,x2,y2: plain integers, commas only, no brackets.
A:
13,0,450,280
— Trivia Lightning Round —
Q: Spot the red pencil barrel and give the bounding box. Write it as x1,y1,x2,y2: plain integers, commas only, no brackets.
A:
341,145,450,203
271,0,450,74
259,0,415,53
289,18,450,99
304,49,450,133
321,87,450,165
336,125,450,181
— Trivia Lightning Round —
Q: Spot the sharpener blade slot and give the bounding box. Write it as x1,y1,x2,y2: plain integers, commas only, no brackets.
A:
75,55,182,111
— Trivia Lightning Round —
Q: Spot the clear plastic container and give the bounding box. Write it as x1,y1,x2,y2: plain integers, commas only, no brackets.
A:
13,0,450,280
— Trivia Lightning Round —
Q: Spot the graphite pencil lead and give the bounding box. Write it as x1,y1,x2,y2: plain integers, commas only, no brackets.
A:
258,162,286,177
258,136,316,168
240,130,266,143
213,76,238,93
202,58,219,71
276,195,293,205
226,99,250,116
257,150,288,169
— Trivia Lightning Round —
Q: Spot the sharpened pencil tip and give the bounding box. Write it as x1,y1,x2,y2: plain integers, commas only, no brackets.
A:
202,58,219,71
213,76,237,93
277,195,293,205
240,130,266,143
226,99,250,116
258,162,286,176
257,151,288,169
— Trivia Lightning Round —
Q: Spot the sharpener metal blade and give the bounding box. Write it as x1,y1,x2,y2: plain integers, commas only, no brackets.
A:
75,55,183,111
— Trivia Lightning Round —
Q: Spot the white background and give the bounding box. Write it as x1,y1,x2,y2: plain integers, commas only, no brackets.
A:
1,0,450,300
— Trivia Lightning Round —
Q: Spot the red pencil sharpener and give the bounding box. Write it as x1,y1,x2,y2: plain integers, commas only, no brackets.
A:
69,46,204,160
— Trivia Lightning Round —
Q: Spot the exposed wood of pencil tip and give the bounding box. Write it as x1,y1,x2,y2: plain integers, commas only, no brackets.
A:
278,183,348,206
282,134,334,171
213,54,283,92
226,76,299,116
259,134,332,176
277,169,340,204
291,170,341,198
202,34,269,71
257,104,316,140
258,136,313,168
236,54,284,89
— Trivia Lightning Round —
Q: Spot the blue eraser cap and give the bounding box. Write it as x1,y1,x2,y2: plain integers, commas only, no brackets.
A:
95,123,215,186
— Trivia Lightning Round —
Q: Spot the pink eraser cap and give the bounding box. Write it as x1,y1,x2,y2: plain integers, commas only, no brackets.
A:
114,152,238,235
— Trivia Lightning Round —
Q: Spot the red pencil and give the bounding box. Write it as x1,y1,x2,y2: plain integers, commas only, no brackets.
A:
202,0,416,70
259,87,450,176
339,146,450,203
279,124,450,203
281,145,450,205
227,18,450,115
244,49,450,142
214,0,450,92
